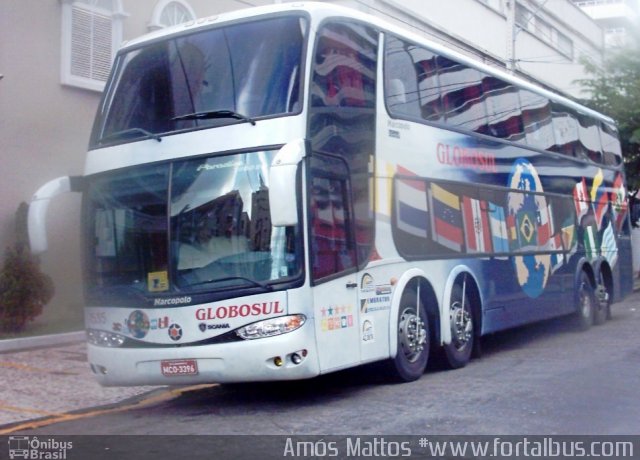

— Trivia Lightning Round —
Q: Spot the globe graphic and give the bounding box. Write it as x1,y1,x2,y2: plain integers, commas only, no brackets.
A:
507,159,551,298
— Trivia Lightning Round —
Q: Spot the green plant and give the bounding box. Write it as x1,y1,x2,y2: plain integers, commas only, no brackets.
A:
0,202,54,332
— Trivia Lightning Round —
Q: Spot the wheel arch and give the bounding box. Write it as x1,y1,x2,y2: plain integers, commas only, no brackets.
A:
594,258,614,299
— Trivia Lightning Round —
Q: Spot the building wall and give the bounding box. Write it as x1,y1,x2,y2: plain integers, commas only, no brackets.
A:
330,0,604,96
0,0,605,330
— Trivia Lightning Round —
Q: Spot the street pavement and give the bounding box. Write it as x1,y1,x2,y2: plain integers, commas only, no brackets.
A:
0,337,163,432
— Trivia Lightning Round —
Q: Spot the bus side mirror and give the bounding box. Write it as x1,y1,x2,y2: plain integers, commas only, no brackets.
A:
269,139,306,227
28,176,83,254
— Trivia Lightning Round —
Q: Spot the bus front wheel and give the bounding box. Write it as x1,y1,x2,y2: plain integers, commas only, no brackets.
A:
387,290,429,382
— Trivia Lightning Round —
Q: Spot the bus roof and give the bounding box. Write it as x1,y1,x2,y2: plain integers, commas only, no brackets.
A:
119,1,614,127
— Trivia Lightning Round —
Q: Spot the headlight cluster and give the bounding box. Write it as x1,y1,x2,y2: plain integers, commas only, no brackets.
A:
87,329,125,347
236,314,306,340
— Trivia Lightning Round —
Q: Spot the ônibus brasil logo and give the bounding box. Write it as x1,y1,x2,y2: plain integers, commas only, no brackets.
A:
8,436,73,459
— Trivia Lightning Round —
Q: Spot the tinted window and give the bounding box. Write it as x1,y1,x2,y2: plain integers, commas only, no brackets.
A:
311,22,376,108
520,90,554,150
577,114,601,163
438,57,487,131
384,36,422,118
310,21,377,265
309,156,357,281
93,16,306,146
600,122,622,166
482,77,524,142
549,104,579,156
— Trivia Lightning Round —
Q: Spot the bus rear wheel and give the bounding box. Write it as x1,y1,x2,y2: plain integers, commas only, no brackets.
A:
442,284,474,369
573,271,595,331
593,270,610,325
387,290,429,382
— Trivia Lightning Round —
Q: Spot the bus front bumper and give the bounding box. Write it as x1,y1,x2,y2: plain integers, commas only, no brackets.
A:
87,324,319,386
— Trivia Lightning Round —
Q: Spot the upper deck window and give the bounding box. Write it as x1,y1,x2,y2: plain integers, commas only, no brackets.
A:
91,15,307,147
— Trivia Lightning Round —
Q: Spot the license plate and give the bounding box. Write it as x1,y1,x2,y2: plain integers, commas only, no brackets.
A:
161,359,198,376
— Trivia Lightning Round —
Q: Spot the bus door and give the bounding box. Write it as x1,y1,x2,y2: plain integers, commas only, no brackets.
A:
308,154,361,372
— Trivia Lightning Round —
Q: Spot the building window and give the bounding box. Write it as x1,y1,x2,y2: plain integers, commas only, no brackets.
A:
61,0,126,92
515,4,534,31
556,31,574,59
534,17,552,42
148,0,196,31
477,0,504,12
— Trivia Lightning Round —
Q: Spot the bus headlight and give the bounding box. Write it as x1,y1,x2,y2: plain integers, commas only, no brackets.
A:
236,315,306,340
87,329,126,347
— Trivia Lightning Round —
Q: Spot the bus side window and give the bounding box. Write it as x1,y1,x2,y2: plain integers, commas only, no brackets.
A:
384,36,421,118
482,77,524,142
312,22,376,108
549,104,579,157
438,57,487,132
520,90,554,151
577,114,602,163
600,122,623,166
309,174,357,282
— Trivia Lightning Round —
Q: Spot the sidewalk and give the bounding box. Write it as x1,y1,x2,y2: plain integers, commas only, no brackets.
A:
0,334,163,430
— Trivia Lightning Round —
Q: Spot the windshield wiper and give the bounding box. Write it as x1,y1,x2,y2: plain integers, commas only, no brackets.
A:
172,110,256,126
190,276,272,291
99,128,162,144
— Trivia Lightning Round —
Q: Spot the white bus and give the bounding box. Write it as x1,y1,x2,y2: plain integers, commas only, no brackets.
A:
29,2,632,385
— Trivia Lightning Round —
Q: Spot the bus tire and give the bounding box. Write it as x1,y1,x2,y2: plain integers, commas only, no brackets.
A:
593,270,610,325
573,271,595,331
442,283,474,369
387,290,429,382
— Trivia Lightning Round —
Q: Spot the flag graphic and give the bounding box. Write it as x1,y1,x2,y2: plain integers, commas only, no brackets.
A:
582,213,599,260
395,169,429,238
462,197,492,253
488,203,509,253
429,183,464,252
591,170,608,230
600,220,618,267
573,178,589,220
516,202,537,249
590,169,604,203
561,222,576,252
536,203,554,246
611,173,627,230
549,232,565,272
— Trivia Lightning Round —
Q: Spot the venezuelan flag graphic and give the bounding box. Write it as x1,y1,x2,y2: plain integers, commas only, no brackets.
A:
429,183,464,252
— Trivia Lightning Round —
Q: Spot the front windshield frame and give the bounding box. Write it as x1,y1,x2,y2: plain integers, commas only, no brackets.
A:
89,12,309,148
83,148,304,307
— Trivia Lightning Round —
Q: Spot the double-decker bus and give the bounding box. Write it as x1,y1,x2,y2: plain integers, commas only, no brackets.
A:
28,2,633,385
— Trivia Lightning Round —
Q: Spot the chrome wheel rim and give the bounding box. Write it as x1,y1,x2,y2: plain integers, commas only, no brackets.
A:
398,307,427,363
450,300,473,351
579,281,592,319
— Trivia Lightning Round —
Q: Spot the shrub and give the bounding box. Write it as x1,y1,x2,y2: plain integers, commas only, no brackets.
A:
0,203,54,333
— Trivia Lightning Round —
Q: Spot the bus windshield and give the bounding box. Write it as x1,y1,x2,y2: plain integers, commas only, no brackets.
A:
84,150,302,304
91,15,307,147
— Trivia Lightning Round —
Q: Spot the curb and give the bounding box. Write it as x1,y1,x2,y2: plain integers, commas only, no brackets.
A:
0,331,85,353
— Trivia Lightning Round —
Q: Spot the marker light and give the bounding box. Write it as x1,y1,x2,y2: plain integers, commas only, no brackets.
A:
87,329,126,348
236,314,306,340
273,356,284,367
